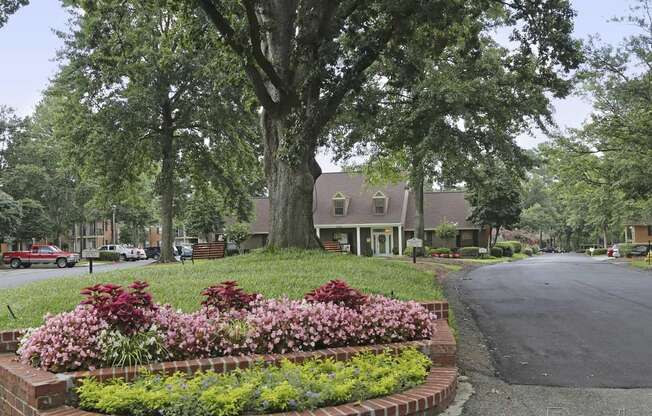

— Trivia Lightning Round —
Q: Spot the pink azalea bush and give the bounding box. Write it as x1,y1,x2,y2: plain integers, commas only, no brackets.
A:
18,280,436,372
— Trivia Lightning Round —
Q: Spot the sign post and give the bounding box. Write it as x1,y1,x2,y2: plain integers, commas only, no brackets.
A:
406,238,423,264
82,248,100,274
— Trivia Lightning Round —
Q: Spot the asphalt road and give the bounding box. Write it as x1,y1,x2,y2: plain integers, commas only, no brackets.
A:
459,253,652,388
0,259,155,289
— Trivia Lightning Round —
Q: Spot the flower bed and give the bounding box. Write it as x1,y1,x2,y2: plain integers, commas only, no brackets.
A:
76,348,431,416
17,280,436,373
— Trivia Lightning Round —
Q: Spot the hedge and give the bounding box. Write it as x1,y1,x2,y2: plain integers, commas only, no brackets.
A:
497,240,522,253
99,251,121,262
490,247,503,257
523,248,533,256
431,247,451,255
585,248,608,256
459,247,480,258
494,242,513,257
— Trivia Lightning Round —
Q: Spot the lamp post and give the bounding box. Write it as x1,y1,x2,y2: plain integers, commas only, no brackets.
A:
111,204,117,245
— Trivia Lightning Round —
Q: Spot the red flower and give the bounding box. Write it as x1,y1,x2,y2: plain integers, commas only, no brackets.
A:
201,280,258,311
79,280,155,334
304,280,368,309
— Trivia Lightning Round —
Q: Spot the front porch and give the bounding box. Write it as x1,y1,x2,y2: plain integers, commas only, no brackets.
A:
316,224,403,256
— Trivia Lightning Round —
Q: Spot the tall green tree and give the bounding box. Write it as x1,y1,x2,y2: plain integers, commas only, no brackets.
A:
333,28,579,250
466,163,523,247
60,0,261,262
0,190,21,241
196,0,580,249
185,186,223,242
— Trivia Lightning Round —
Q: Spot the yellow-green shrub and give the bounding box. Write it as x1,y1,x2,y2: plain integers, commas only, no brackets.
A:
76,348,431,416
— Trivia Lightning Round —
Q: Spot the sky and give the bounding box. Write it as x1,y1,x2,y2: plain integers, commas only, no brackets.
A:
0,0,641,171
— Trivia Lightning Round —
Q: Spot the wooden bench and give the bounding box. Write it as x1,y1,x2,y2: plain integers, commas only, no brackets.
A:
321,240,343,253
191,242,225,260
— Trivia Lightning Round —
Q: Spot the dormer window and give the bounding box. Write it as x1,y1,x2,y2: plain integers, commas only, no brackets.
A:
332,192,348,216
373,191,387,215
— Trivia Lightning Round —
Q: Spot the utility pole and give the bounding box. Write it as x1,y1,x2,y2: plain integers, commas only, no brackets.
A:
112,204,117,244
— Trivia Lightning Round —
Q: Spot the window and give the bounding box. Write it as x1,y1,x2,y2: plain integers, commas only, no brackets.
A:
332,192,347,216
372,191,387,215
334,199,345,216
648,225,652,236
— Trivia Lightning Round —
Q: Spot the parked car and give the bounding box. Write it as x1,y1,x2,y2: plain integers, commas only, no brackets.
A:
176,245,193,259
631,245,650,257
2,244,79,269
144,246,179,260
99,244,140,261
124,245,147,260
607,246,614,257
541,247,557,253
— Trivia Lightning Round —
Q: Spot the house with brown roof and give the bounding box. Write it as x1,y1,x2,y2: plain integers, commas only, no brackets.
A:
243,172,489,256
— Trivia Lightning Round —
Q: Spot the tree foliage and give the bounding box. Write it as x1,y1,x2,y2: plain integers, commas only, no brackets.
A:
0,0,27,27
0,190,21,241
58,0,261,261
466,163,523,246
185,186,224,242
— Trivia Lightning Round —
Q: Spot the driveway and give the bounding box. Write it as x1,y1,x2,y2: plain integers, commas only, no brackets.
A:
0,260,155,289
458,253,652,388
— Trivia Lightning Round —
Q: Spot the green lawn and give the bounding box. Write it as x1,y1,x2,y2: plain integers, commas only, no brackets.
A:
632,259,652,270
0,250,443,331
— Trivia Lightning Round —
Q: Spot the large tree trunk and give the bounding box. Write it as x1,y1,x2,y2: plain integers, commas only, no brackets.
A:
262,110,321,249
158,103,177,263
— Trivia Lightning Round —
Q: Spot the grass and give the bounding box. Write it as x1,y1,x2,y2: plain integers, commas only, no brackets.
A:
632,259,652,270
0,250,443,331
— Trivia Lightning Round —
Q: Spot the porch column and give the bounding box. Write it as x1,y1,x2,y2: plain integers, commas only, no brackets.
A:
398,225,403,255
356,226,361,256
315,227,320,239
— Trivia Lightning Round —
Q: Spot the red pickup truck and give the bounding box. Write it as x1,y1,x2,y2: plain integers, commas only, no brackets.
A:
2,244,80,269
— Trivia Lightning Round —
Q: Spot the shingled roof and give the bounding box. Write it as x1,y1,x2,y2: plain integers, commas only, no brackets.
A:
403,191,479,231
248,173,479,233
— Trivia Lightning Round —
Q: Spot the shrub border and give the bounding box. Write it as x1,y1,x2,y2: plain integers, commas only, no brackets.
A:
0,301,455,416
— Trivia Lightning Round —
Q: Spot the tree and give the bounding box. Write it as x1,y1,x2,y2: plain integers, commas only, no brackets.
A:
14,198,51,243
0,0,27,27
60,0,260,262
0,190,21,241
466,164,523,247
434,220,457,249
224,222,250,253
185,186,224,242
196,0,580,249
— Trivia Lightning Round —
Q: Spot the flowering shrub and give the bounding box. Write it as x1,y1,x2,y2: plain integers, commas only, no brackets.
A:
201,280,258,311
152,306,221,359
17,306,108,372
304,279,367,309
242,296,433,354
18,280,436,372
80,281,155,334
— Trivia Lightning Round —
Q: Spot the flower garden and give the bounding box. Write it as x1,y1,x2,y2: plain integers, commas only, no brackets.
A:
18,280,434,373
